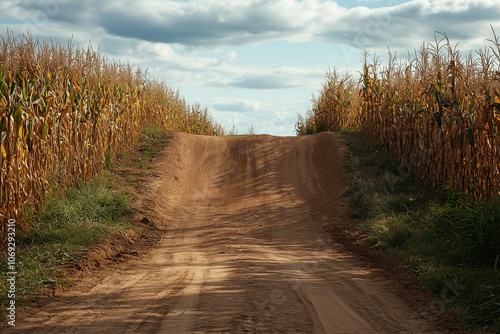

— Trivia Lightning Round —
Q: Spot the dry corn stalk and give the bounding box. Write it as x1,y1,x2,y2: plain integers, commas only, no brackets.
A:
298,30,500,199
0,32,223,243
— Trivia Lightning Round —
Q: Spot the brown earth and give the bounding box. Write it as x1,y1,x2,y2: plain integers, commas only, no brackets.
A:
4,131,472,333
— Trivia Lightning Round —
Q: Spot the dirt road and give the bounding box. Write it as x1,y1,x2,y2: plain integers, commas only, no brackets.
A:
9,132,451,333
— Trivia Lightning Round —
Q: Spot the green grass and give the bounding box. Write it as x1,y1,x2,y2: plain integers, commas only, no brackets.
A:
341,131,500,333
0,180,132,315
136,125,170,169
1,125,170,321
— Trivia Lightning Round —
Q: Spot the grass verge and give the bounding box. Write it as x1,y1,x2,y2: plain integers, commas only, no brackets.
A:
341,131,500,333
0,124,170,320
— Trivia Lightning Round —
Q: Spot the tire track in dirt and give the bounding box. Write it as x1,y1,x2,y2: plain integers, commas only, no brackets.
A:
7,132,460,333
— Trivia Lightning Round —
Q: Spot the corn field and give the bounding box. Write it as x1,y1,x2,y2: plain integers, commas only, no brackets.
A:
297,30,500,198
0,32,223,243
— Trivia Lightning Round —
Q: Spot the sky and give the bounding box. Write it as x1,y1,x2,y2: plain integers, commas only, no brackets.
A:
0,0,499,136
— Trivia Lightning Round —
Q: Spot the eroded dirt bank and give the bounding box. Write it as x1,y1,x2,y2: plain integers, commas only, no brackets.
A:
7,132,461,333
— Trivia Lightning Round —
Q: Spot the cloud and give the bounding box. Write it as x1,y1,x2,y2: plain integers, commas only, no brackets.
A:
211,98,261,112
318,0,500,50
208,66,325,90
208,98,307,135
230,76,295,89
214,51,236,66
4,0,499,52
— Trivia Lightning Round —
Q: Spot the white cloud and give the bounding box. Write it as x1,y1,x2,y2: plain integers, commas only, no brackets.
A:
3,0,499,55
214,51,236,66
211,98,261,112
5,0,498,50
208,98,307,135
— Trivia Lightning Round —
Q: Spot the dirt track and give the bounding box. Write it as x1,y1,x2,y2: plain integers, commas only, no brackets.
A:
8,132,453,333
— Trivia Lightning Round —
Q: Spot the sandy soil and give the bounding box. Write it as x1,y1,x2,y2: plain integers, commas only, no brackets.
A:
6,132,464,333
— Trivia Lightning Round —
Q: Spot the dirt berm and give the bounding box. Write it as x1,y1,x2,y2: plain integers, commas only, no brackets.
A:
6,132,469,333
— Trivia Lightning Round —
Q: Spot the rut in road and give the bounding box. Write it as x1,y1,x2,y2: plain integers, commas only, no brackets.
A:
10,132,444,333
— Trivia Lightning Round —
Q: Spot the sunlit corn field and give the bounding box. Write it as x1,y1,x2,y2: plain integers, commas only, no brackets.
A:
0,32,223,242
297,30,500,198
